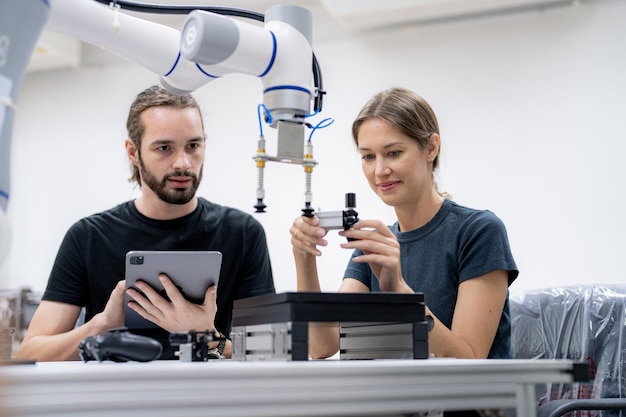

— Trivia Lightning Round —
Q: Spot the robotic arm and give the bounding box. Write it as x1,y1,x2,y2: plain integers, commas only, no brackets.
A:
0,0,323,266
45,0,317,104
0,0,49,267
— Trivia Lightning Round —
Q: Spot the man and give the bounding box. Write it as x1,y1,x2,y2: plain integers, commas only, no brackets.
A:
14,85,275,361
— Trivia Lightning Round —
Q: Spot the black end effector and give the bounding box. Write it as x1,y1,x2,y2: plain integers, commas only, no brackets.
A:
79,327,163,363
301,202,314,218
254,199,267,213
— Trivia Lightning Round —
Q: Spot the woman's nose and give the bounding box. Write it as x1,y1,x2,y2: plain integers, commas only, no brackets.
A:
375,161,390,177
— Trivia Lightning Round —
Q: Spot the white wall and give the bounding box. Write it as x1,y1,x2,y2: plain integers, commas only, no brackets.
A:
1,1,625,297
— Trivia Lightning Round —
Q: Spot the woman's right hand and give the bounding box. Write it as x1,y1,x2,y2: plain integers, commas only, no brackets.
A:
290,215,329,257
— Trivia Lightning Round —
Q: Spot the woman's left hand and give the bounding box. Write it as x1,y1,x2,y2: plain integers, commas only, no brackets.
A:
339,219,411,293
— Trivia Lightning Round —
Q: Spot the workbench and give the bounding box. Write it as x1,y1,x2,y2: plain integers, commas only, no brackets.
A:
0,358,587,417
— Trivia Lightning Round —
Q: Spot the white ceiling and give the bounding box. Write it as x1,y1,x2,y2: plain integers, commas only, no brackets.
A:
28,0,595,72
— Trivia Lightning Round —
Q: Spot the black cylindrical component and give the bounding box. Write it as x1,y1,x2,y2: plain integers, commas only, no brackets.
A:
345,193,356,209
343,193,359,232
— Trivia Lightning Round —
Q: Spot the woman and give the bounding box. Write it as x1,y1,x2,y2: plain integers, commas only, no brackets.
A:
290,87,518,360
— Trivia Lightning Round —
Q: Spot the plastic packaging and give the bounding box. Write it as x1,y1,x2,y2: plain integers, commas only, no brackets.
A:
510,285,626,416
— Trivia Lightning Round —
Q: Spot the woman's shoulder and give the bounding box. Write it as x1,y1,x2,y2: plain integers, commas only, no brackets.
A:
445,198,501,220
444,199,507,232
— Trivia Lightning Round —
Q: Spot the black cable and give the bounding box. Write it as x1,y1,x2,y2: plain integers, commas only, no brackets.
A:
93,0,324,112
312,54,325,113
95,0,264,20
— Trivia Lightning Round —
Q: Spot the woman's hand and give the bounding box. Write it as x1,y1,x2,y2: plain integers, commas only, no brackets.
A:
339,219,411,293
290,215,329,257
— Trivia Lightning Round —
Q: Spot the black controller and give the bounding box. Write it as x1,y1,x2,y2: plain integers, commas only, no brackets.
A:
79,327,163,362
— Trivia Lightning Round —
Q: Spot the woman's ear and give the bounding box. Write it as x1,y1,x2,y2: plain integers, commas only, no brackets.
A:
427,133,440,162
125,138,139,167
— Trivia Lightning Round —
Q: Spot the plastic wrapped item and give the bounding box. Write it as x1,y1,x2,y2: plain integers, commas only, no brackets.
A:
510,285,626,416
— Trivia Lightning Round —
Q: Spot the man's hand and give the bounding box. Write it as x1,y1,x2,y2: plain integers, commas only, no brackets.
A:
126,274,218,333
92,280,126,331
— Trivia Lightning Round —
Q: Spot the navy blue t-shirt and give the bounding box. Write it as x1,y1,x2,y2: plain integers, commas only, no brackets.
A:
344,199,518,359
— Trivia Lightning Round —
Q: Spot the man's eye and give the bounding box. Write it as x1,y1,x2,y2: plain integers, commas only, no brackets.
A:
157,145,170,152
188,142,202,150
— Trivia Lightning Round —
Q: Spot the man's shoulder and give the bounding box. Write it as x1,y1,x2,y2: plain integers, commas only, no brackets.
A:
70,201,134,230
196,198,265,239
197,197,257,222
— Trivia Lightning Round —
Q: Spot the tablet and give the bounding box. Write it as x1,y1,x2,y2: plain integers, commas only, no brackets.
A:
124,250,222,329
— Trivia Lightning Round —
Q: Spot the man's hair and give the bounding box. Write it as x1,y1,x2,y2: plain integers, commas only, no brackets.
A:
126,85,205,185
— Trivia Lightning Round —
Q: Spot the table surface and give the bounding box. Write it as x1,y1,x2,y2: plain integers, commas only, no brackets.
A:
0,358,582,417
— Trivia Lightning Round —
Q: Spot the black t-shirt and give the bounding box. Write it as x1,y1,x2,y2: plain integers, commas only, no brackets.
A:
43,197,275,358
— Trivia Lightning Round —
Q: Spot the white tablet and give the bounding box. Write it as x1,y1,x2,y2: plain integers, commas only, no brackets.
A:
124,250,222,329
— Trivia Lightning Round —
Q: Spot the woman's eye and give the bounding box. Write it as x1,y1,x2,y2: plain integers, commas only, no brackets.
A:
361,154,374,161
388,150,402,158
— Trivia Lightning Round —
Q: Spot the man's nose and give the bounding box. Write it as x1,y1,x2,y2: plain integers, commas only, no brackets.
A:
173,150,191,171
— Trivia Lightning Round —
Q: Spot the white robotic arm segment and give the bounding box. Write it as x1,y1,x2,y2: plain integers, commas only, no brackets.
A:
180,5,314,128
47,0,180,76
261,29,313,128
262,5,314,127
262,6,313,90
46,0,218,94
45,0,316,102
181,10,276,77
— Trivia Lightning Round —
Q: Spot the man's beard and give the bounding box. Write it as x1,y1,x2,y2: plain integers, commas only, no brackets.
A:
138,157,202,205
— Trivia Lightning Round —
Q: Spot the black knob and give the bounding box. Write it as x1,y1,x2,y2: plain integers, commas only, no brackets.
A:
345,193,356,209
